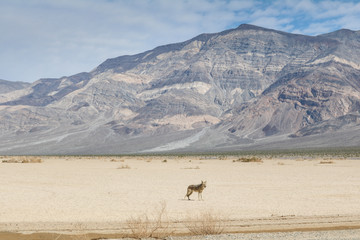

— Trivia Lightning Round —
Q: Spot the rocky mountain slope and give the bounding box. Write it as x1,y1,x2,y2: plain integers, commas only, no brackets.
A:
0,79,30,94
0,24,359,154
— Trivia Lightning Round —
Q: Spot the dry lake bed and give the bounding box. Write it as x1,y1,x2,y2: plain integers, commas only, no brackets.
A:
0,155,359,239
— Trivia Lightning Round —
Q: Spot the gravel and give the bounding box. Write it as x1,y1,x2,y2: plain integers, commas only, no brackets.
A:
161,229,360,240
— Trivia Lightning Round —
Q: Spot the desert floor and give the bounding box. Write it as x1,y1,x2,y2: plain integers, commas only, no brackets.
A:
0,155,360,239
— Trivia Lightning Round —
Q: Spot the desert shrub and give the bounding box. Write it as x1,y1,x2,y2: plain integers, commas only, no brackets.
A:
110,158,125,162
2,156,43,163
126,201,174,238
21,156,43,163
117,164,131,169
320,160,334,164
184,210,226,235
233,156,262,163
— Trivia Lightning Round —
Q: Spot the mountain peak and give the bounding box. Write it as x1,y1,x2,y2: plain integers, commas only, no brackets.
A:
234,24,297,37
320,28,357,37
332,28,355,34
236,24,267,30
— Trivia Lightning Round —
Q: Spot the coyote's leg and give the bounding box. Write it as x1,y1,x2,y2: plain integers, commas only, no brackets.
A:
185,188,193,200
198,192,203,200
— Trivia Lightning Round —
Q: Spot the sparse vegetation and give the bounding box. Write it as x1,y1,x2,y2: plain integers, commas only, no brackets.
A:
233,156,263,163
155,146,360,160
184,210,226,235
117,164,131,169
2,156,43,163
319,160,334,164
125,201,174,238
182,166,200,169
2,146,359,161
110,158,125,162
1,153,358,239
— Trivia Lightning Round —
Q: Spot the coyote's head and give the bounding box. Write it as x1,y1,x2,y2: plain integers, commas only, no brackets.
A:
201,180,207,188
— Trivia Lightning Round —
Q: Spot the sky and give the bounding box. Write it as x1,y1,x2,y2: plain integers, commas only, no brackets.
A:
1,0,359,83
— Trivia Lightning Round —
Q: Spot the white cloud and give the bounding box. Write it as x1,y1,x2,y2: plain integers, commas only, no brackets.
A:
250,16,292,31
293,0,318,14
300,21,338,36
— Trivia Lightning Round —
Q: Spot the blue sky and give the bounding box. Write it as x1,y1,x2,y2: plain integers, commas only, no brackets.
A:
1,0,359,83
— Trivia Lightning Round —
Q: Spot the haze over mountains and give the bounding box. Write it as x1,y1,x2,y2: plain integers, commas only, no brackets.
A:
1,24,360,155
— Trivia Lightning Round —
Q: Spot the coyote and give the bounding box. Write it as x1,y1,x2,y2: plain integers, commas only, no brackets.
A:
185,180,207,200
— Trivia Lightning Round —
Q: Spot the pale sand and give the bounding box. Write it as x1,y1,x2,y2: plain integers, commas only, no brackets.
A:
0,155,360,237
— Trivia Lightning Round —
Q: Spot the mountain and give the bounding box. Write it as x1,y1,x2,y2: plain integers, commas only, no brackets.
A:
0,24,360,154
0,79,30,94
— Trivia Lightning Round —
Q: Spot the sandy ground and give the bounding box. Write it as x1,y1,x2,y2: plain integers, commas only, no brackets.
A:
0,155,360,239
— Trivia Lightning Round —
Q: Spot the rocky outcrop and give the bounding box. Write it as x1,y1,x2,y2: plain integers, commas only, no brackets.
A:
0,24,359,154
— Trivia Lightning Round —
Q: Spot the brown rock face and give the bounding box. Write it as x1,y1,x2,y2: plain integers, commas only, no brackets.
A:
1,24,360,154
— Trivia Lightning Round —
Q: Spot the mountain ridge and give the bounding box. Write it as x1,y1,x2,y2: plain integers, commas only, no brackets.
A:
1,24,360,154
0,79,30,94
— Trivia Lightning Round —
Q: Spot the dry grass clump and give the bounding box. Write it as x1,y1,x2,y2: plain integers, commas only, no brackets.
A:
2,156,43,163
233,156,263,163
126,201,174,238
184,210,226,235
182,166,200,170
319,160,334,164
110,158,125,162
117,164,131,169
